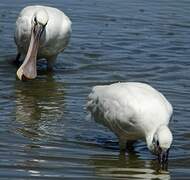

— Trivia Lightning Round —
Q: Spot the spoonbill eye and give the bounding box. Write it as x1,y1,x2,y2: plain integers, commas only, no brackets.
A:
34,17,37,24
156,140,159,146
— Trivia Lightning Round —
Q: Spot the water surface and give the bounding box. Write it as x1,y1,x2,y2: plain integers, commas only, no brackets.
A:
0,0,190,179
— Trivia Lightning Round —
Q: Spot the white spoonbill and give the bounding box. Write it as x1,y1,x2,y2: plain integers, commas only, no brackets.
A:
15,5,71,80
87,82,173,164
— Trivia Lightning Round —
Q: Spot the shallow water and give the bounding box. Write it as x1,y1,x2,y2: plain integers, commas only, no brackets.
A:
0,0,190,179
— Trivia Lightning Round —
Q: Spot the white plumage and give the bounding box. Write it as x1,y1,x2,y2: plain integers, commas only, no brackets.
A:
15,5,71,80
87,82,173,163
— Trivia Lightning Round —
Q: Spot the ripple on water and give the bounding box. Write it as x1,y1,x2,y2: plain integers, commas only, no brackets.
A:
0,0,190,179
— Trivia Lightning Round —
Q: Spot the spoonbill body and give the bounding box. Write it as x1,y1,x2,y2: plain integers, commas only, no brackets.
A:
87,82,173,164
15,5,71,80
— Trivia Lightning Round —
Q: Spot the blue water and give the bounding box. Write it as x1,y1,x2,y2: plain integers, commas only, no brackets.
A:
0,0,190,179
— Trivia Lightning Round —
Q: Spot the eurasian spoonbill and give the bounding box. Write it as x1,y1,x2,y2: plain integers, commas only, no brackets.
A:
15,5,71,80
87,82,173,164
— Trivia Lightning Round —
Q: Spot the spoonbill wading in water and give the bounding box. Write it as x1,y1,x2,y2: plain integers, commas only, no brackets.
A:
87,82,173,165
14,5,71,80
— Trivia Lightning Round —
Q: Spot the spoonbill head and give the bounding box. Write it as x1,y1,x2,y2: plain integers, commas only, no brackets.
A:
15,5,71,80
34,9,49,26
148,125,173,164
87,82,173,165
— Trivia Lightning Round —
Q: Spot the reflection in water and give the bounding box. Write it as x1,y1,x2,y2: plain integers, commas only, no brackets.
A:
1,0,190,178
91,151,171,179
15,73,65,140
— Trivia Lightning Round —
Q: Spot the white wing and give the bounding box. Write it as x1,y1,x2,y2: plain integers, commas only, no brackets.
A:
15,5,72,57
87,82,173,139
